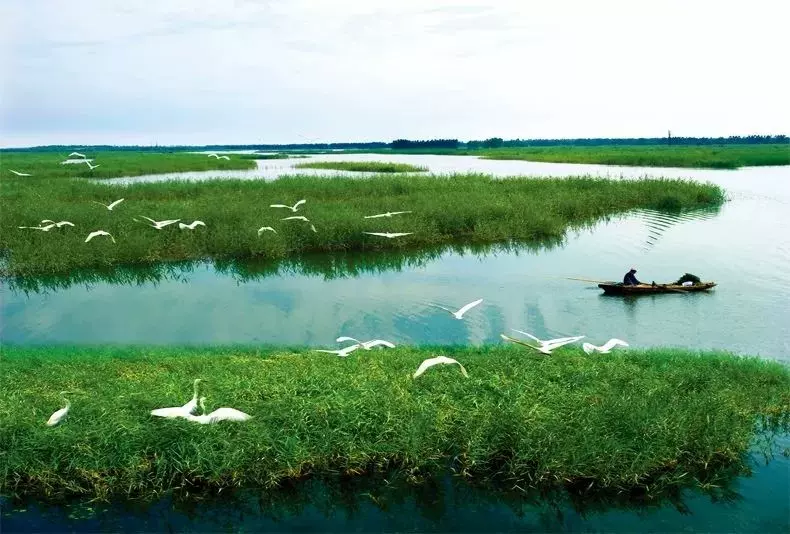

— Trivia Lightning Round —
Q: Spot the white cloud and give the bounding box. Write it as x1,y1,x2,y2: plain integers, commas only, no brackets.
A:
2,0,788,146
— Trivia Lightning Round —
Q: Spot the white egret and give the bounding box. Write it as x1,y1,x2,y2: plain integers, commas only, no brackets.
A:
84,161,100,170
19,224,56,231
178,221,206,230
217,155,230,160
9,169,32,177
502,329,585,354
137,216,180,229
315,344,362,357
93,198,125,211
281,215,310,222
151,379,204,418
362,339,396,349
431,298,483,320
46,392,71,427
84,230,115,243
413,356,469,379
583,339,629,354
68,152,86,158
363,232,413,239
207,153,219,158
363,211,412,219
184,398,251,424
257,226,277,235
270,199,306,212
336,336,363,345
40,220,74,228
310,224,317,233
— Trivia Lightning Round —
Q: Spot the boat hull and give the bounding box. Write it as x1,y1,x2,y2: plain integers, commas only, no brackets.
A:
598,282,717,295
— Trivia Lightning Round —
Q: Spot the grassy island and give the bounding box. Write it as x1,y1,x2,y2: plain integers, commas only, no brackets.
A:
0,152,724,276
1,345,787,500
293,161,427,173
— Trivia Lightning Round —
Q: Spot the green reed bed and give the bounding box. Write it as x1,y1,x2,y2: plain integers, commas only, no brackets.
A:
476,144,790,169
293,161,428,172
0,152,724,276
1,345,787,500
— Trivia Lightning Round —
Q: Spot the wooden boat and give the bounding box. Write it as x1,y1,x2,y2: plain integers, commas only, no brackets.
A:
598,281,717,295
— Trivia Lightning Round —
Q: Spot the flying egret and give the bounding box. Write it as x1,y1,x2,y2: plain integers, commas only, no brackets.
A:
217,155,230,160
503,329,585,354
84,161,100,170
281,215,310,222
270,199,306,212
46,392,71,427
85,230,115,243
137,216,181,229
257,226,277,235
19,224,57,231
583,339,629,354
310,224,317,233
9,169,32,177
363,232,413,239
363,211,412,219
431,298,483,320
184,398,252,424
207,153,219,158
178,220,206,230
413,356,469,379
40,220,74,228
151,379,204,418
68,152,86,158
362,339,396,349
315,344,362,357
93,198,125,211
336,336,363,345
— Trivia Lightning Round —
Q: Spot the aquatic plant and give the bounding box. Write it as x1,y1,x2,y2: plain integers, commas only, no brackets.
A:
293,161,428,172
1,345,787,500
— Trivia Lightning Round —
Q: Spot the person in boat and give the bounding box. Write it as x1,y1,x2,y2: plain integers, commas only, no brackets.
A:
623,267,642,285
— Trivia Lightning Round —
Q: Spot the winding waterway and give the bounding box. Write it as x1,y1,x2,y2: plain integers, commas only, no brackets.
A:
2,155,789,531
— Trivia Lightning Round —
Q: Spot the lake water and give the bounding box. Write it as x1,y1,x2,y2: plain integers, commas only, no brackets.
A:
2,155,789,531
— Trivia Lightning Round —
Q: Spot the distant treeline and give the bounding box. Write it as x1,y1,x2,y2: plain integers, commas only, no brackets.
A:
3,135,787,152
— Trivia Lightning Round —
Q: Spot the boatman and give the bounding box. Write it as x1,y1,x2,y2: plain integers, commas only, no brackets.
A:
623,267,641,285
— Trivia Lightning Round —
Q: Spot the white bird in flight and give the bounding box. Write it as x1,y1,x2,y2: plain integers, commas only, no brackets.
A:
46,392,71,427
19,223,56,231
179,220,206,230
257,226,277,235
9,169,32,177
68,152,86,158
151,379,204,418
83,160,100,170
583,339,629,354
207,153,219,158
315,344,363,358
93,198,125,211
270,199,306,212
335,337,396,350
281,215,310,222
40,220,75,228
85,230,115,243
502,329,585,354
363,211,412,219
184,398,252,424
137,216,180,229
431,298,483,320
413,356,469,379
363,232,413,239
217,155,230,160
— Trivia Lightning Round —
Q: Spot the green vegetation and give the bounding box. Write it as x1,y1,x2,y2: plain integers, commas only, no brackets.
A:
294,161,428,172
0,152,724,276
477,145,790,169
1,345,787,500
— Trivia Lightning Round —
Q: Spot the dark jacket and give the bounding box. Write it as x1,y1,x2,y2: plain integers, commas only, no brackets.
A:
623,270,641,285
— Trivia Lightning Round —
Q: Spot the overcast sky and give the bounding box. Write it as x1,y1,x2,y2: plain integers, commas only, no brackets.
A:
1,0,788,147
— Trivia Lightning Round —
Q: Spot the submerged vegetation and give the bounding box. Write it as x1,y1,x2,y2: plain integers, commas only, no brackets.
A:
293,161,427,172
1,345,788,500
0,151,724,276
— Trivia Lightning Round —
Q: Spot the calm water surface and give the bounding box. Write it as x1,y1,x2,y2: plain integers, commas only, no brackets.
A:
2,156,789,531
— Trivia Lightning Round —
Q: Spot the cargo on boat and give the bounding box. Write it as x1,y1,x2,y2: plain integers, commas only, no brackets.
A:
598,282,717,295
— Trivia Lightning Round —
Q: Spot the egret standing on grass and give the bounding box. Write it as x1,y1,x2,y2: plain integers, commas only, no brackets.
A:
184,397,252,424
178,221,206,230
46,392,71,427
93,198,125,211
270,199,306,212
583,339,629,354
363,232,413,239
85,230,115,243
413,356,469,378
9,169,32,177
363,211,412,219
431,298,483,320
151,379,204,418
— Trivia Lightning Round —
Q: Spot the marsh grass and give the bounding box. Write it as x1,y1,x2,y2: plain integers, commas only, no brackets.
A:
293,161,428,172
0,152,724,276
1,345,787,500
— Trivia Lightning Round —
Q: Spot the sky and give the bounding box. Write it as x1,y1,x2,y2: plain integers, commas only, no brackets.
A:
1,0,788,147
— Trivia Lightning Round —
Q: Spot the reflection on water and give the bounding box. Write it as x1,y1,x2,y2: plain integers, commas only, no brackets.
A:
3,434,788,533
